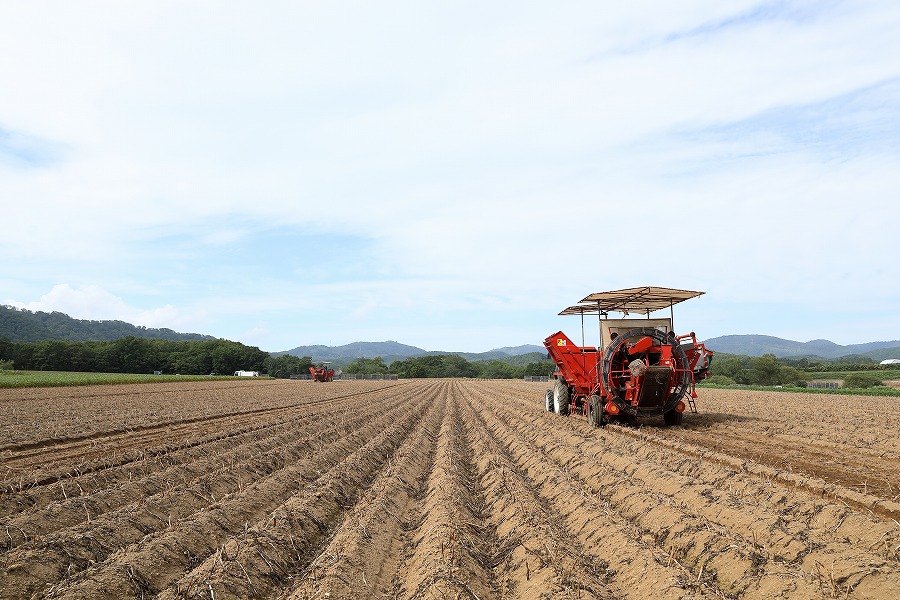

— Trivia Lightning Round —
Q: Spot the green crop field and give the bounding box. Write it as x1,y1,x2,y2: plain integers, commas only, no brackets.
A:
0,371,258,388
699,381,900,397
804,368,900,380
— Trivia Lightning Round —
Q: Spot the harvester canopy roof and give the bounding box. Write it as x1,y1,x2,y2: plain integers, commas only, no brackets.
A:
559,286,704,316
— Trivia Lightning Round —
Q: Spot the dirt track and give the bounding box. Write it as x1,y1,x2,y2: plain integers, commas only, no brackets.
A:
1,379,899,599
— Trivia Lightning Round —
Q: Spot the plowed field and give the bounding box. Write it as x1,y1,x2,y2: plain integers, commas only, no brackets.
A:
1,379,899,599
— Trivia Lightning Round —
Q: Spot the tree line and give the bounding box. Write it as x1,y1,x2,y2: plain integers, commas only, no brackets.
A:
0,337,553,380
707,353,892,387
345,354,554,379
708,354,807,386
5,332,894,387
0,337,270,376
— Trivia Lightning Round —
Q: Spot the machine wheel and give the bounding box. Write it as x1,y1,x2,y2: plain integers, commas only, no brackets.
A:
588,395,604,427
663,408,683,426
544,389,553,412
553,379,570,416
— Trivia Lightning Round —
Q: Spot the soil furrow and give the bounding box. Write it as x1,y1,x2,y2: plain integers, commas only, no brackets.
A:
0,380,405,450
652,425,900,500
3,379,898,600
482,382,900,598
0,383,408,525
459,382,616,598
2,383,426,599
598,425,900,561
1,416,299,526
390,384,497,600
277,385,445,599
152,381,442,600
1,402,358,550
467,383,710,599
604,423,900,524
0,382,405,477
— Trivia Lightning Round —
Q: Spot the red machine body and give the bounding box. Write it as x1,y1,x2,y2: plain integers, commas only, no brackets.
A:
544,331,599,398
309,363,335,382
543,287,713,426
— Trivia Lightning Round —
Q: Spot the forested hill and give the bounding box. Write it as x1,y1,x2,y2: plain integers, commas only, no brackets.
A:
703,334,900,361
0,305,214,343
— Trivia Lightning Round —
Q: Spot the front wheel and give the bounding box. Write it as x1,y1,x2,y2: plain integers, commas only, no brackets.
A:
663,408,683,426
588,394,604,427
553,379,570,416
544,389,553,412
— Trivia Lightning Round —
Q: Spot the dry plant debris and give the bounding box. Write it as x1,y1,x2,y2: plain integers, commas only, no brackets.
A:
1,379,899,599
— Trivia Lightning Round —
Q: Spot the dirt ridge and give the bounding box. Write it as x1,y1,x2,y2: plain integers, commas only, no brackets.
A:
2,379,898,600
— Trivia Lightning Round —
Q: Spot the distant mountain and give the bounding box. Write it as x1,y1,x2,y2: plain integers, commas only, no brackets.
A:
275,341,547,365
703,334,900,360
274,340,426,362
21,303,898,364
0,305,214,343
492,344,546,356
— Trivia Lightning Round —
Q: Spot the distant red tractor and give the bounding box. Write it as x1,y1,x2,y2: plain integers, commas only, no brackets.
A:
544,287,713,426
309,362,335,382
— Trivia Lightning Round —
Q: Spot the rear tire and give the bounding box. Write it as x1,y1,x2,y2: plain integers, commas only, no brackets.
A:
663,408,683,426
544,389,553,412
553,379,570,416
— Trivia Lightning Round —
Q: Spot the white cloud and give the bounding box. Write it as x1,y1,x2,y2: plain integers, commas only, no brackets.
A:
1,2,899,350
5,284,196,330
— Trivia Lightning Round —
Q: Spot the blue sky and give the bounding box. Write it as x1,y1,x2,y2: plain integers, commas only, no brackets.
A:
2,1,898,353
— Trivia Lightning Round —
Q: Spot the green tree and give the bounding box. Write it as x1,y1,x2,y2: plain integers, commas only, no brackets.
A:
748,354,781,386
0,336,269,375
842,373,882,388
32,340,74,371
477,360,520,379
777,365,806,387
171,350,207,375
389,354,478,378
0,338,14,363
209,340,246,374
106,337,157,373
711,356,747,383
266,354,313,378
523,361,555,377
345,357,389,374
438,355,478,378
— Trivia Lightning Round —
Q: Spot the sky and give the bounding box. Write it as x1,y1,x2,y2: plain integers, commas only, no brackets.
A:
2,1,899,353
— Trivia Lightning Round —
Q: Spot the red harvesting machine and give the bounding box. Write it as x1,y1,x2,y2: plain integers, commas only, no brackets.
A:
309,362,335,382
544,286,713,426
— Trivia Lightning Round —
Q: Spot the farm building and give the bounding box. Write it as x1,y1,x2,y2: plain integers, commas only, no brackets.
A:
879,358,900,365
